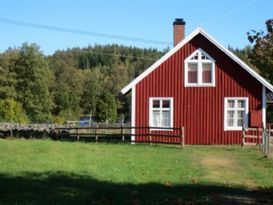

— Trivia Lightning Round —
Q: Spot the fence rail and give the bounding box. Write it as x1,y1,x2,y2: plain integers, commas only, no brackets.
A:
53,126,185,147
242,126,273,158
241,127,263,148
0,123,185,147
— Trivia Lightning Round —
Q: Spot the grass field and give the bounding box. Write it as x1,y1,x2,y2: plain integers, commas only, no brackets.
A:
0,139,273,204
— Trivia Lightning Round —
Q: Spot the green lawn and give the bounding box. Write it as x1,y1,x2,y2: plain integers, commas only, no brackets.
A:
0,139,273,204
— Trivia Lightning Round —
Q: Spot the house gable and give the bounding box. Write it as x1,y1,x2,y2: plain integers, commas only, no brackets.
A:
121,28,273,94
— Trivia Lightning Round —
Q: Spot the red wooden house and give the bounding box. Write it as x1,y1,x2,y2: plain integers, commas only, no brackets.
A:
121,19,273,145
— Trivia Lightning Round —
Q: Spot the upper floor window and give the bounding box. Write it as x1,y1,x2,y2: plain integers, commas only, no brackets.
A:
185,48,215,87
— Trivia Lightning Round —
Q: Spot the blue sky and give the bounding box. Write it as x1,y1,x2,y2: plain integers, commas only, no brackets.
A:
0,0,271,55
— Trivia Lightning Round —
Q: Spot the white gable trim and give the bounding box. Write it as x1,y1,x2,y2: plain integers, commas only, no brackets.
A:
200,29,273,92
121,28,273,94
121,28,201,94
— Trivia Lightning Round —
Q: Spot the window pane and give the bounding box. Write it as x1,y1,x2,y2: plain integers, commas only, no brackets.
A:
202,63,212,83
162,111,170,127
190,53,198,60
201,53,209,60
188,63,198,83
237,100,245,108
227,100,235,108
237,110,244,126
162,100,170,108
152,111,160,127
227,111,234,126
153,100,160,108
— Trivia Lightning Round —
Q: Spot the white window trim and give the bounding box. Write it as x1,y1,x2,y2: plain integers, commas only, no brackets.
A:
224,97,249,131
149,97,173,131
184,48,216,87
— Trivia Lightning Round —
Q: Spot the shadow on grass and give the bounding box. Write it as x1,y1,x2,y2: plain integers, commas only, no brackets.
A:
0,172,272,205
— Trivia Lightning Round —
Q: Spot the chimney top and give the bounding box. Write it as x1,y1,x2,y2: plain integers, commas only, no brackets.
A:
173,18,186,47
173,18,186,26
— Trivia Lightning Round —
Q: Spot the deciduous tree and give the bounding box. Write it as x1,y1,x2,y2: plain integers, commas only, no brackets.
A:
14,43,52,122
247,19,273,82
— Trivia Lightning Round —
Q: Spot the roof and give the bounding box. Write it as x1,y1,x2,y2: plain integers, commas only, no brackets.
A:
121,27,273,94
267,92,273,103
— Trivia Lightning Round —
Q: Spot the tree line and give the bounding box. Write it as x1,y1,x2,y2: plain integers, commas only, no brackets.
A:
0,44,163,123
0,19,272,124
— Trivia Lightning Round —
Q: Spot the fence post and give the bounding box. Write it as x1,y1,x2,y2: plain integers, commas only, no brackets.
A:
262,126,266,154
266,127,271,157
76,128,79,141
265,126,269,156
95,125,98,143
148,127,153,145
241,127,245,148
256,127,259,145
180,127,184,148
121,125,124,141
10,122,13,138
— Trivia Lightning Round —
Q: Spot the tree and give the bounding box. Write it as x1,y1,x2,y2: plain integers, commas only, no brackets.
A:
106,63,129,94
80,69,102,116
0,98,28,123
0,48,18,99
49,52,84,120
14,43,52,122
96,89,117,123
247,19,273,82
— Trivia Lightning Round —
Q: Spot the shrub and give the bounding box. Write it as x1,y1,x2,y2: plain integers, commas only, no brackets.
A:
0,99,29,123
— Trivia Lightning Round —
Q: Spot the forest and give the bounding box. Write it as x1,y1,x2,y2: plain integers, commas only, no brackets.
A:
0,43,164,124
0,19,272,124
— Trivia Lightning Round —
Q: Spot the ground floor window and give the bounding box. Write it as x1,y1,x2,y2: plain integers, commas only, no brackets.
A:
149,97,173,128
224,97,248,130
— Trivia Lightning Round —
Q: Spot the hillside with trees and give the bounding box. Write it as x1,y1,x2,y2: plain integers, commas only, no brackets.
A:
0,44,164,123
0,19,272,124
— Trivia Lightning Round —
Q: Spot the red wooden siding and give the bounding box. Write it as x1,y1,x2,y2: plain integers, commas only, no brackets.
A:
134,34,262,145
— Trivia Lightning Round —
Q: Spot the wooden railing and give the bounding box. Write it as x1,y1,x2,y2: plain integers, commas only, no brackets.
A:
242,126,273,158
53,126,185,147
241,127,263,148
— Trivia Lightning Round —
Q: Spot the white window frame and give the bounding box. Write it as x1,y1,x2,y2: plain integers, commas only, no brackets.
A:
184,48,216,87
224,97,249,131
149,97,173,130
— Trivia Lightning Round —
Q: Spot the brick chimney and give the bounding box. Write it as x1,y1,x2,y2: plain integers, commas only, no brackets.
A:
173,18,186,47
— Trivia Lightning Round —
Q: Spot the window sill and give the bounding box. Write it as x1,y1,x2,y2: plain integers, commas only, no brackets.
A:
149,127,174,132
185,83,215,87
224,127,245,131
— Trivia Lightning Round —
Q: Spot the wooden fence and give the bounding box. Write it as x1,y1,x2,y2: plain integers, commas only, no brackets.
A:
261,125,273,158
242,126,273,158
53,126,185,147
241,127,263,148
0,123,184,147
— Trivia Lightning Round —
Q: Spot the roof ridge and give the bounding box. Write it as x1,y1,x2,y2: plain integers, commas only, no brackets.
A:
121,28,273,94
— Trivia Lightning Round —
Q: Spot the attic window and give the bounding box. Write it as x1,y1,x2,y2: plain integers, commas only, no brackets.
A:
184,48,215,87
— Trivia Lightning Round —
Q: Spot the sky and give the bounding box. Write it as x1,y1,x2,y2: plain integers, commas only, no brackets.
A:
0,0,272,55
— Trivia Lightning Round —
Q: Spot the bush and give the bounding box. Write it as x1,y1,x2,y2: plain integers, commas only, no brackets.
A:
51,115,66,125
0,99,29,123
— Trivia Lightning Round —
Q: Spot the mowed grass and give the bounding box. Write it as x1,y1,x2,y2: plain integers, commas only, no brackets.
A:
0,139,273,204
